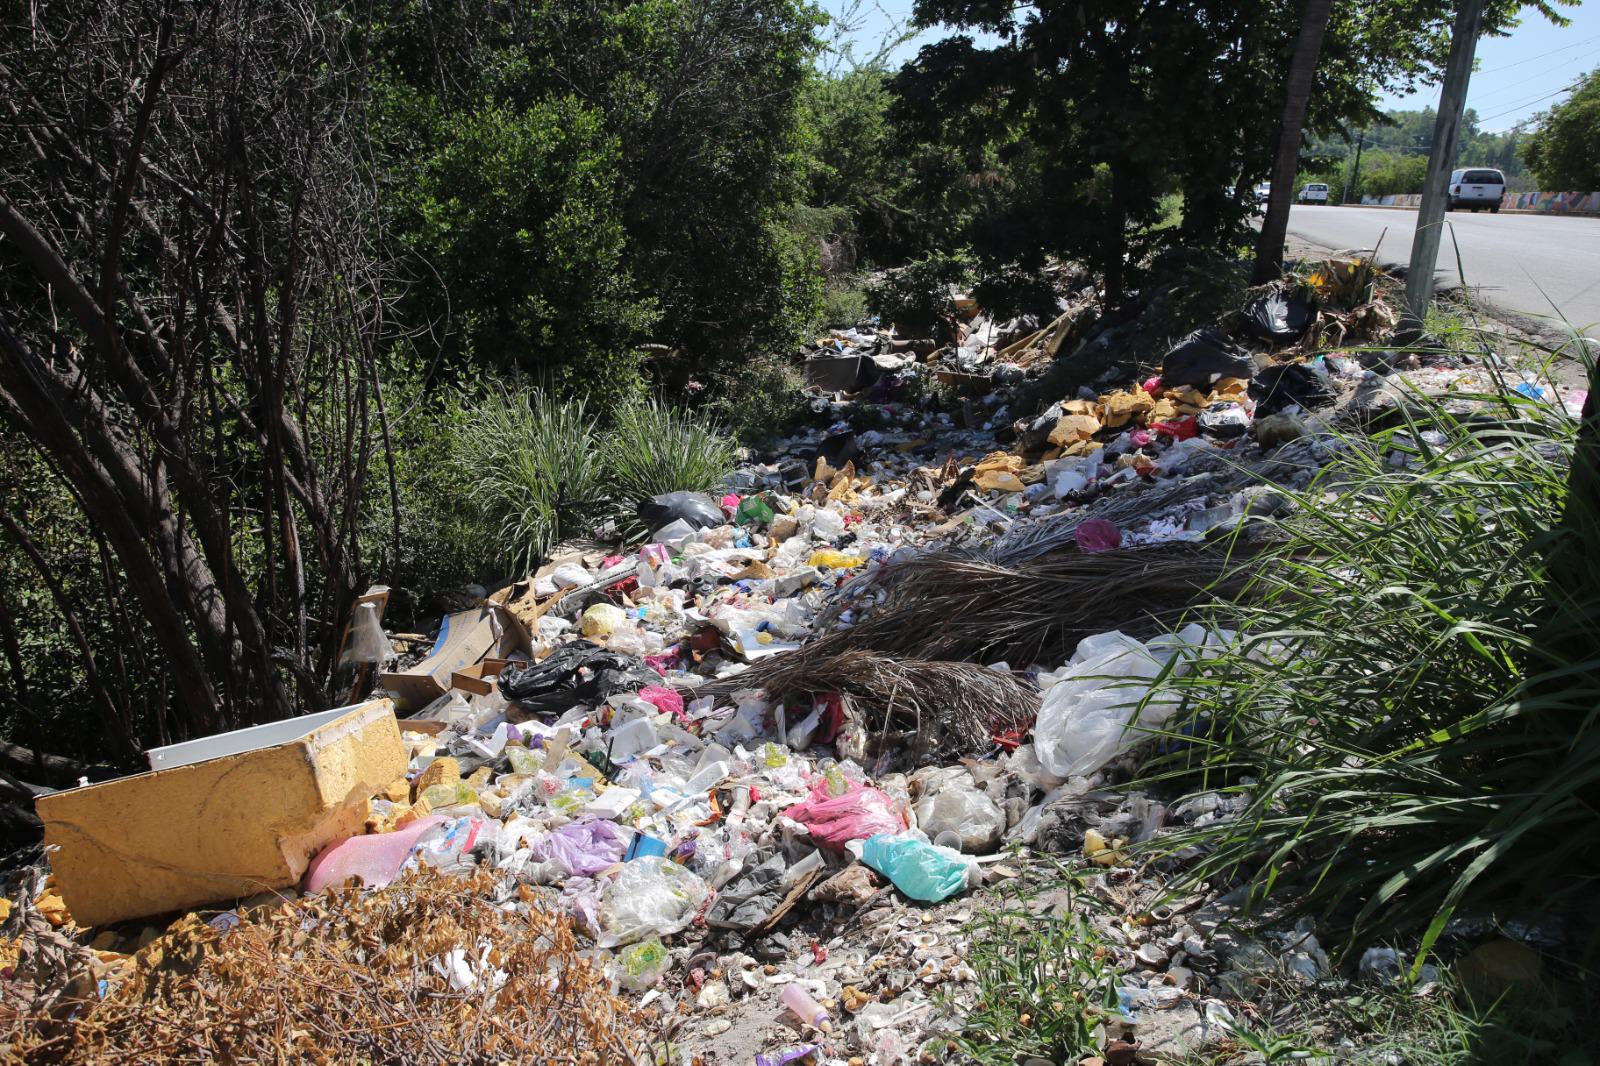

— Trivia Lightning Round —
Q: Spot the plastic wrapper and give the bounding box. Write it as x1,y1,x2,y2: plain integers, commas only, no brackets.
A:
303,815,449,893
580,603,626,637
861,833,972,903
1073,517,1123,554
340,602,393,665
617,937,671,990
637,684,685,721
807,549,864,570
407,816,495,875
594,856,710,947
784,778,905,851
913,785,1005,853
531,818,629,877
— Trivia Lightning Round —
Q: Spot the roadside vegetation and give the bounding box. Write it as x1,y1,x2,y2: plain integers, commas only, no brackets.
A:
3,0,1598,1056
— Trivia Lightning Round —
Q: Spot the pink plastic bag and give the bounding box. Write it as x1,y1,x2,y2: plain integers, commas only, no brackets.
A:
784,780,904,851
638,685,685,721
303,815,449,893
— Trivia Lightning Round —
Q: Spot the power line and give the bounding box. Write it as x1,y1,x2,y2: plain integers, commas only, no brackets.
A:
1476,32,1600,74
1477,79,1581,123
1466,48,1598,105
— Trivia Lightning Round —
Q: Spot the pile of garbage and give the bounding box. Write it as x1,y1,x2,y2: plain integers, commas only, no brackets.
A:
8,257,1583,1065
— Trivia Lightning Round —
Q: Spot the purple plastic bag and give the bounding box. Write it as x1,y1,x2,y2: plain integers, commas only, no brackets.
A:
532,818,629,876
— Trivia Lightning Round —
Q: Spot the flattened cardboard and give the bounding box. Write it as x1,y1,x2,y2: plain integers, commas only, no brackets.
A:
378,606,526,710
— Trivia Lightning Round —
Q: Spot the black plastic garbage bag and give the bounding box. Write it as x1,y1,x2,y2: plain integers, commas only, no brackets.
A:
498,640,659,717
1250,363,1335,415
815,430,860,469
706,849,789,930
1161,328,1256,389
637,491,724,533
1241,291,1318,344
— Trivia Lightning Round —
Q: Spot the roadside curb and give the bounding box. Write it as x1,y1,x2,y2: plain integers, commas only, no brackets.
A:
1325,203,1600,218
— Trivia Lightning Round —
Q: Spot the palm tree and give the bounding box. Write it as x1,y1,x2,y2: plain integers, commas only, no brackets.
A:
1252,0,1335,284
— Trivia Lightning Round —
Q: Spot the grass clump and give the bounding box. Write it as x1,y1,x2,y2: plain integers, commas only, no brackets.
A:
939,867,1119,1064
448,386,739,571
450,386,609,574
1147,364,1600,959
600,399,738,530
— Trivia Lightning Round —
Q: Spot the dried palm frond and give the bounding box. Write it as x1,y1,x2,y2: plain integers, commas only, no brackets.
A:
814,542,1253,667
704,650,1038,759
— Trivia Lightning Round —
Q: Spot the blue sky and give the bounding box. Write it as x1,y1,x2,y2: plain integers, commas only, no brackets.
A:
820,0,1600,132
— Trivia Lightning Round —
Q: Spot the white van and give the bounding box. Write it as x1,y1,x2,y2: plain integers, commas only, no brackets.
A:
1448,168,1505,213
1297,182,1330,203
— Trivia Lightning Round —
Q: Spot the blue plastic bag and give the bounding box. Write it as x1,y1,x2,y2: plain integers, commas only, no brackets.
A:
861,833,970,902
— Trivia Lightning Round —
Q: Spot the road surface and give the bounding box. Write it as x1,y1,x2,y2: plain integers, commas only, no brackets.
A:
1285,204,1600,338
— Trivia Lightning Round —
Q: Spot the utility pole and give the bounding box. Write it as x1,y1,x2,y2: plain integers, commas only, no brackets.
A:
1343,129,1365,205
1404,0,1486,324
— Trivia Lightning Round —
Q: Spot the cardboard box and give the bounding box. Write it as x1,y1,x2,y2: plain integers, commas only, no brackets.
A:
38,699,406,927
378,606,526,710
449,657,520,697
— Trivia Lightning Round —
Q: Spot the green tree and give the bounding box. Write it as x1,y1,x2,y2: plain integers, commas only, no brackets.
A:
1521,68,1600,190
893,0,1569,302
388,94,656,404
371,0,823,396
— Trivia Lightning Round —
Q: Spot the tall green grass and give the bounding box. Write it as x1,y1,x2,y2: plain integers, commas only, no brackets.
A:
1145,363,1600,962
449,389,738,571
450,387,609,574
600,399,738,513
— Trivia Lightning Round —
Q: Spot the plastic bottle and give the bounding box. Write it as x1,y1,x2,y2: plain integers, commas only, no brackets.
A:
781,982,831,1029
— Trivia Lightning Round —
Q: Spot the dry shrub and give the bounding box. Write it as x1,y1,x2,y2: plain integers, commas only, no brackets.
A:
7,868,647,1064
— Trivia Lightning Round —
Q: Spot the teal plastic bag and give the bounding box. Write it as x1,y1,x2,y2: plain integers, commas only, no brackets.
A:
861,833,970,902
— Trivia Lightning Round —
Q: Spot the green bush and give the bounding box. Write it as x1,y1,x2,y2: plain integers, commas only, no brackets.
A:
447,387,610,574
389,95,656,406
696,353,809,445
601,400,739,533
1147,373,1600,958
361,382,500,606
866,251,973,338
819,279,869,328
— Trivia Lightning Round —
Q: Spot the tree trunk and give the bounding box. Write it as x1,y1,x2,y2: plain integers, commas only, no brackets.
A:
1251,0,1334,285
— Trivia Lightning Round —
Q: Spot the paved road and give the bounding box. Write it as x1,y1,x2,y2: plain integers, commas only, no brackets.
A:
1286,204,1600,339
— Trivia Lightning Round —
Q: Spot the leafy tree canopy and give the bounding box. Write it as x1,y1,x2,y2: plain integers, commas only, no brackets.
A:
1520,67,1600,190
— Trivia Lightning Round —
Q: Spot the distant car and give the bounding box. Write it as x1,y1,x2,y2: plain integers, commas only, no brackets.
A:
1253,182,1271,204
1297,182,1329,203
1448,168,1504,213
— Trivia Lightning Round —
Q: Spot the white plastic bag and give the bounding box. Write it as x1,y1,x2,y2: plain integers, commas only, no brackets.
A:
913,784,1006,853
595,856,710,947
1032,625,1219,778
341,602,393,665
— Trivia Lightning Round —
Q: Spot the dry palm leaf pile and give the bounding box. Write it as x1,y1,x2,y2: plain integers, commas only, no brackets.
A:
711,649,1040,759
696,543,1250,761
816,542,1253,666
4,868,647,1065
